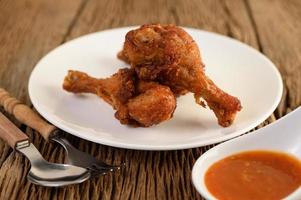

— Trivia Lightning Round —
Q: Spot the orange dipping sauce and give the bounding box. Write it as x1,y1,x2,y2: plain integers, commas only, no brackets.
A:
205,150,301,200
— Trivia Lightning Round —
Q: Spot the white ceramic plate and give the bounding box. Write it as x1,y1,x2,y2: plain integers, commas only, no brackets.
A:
28,26,283,150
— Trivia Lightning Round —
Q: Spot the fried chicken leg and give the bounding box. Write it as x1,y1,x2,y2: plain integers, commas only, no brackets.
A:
118,24,242,127
63,69,176,127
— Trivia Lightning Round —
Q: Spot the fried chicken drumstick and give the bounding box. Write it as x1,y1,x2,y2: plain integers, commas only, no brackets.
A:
63,69,176,127
118,24,242,127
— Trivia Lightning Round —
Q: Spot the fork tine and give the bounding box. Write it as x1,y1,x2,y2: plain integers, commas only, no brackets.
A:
94,161,117,168
93,162,125,172
52,134,125,170
90,162,121,171
88,168,109,178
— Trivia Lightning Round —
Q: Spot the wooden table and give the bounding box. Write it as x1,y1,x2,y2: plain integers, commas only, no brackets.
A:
0,0,300,199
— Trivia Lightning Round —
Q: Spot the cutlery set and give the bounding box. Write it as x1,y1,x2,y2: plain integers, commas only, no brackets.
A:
0,88,123,187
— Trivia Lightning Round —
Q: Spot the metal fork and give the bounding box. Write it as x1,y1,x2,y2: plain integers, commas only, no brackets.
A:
51,132,124,173
0,88,124,174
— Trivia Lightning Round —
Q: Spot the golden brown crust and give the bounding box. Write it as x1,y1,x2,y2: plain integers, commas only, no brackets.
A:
119,24,242,127
63,70,99,94
63,69,136,107
63,24,242,128
127,81,176,127
63,68,176,127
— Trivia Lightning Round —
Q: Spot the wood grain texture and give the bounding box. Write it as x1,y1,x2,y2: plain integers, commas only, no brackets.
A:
0,113,28,148
0,0,300,199
0,0,85,199
0,88,57,141
247,0,301,117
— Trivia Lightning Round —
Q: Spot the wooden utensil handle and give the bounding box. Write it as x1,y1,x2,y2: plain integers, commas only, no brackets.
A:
0,88,57,140
0,112,28,148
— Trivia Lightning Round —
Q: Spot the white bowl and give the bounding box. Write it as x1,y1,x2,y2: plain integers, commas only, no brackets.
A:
192,107,301,200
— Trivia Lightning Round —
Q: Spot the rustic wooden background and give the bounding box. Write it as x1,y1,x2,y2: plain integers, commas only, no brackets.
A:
0,0,300,199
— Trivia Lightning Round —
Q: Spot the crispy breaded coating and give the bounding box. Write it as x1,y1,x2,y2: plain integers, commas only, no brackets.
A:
118,24,242,127
63,69,176,127
127,81,176,127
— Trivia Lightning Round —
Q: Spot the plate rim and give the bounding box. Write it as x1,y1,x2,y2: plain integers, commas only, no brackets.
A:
28,26,283,150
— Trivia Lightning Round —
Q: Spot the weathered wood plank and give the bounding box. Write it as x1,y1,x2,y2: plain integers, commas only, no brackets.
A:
0,0,84,102
247,0,301,117
0,0,85,199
